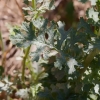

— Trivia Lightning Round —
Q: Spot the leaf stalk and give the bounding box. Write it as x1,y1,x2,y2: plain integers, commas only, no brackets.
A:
32,0,36,9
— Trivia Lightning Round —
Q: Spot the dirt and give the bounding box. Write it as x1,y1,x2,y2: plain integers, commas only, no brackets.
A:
0,0,24,76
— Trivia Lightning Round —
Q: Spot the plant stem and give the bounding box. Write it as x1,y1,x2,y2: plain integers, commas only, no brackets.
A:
35,71,45,83
32,0,36,9
22,46,31,83
22,0,36,84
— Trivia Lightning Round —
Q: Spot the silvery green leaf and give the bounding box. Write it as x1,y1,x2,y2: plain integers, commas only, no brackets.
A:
32,61,43,74
10,22,35,48
94,84,99,94
32,18,47,29
0,81,5,87
54,59,62,70
44,22,57,46
30,45,45,62
31,19,57,62
39,73,48,79
30,83,42,97
15,88,29,99
88,7,99,22
57,21,68,49
54,52,66,70
89,94,98,100
67,58,77,74
22,6,33,11
77,18,94,35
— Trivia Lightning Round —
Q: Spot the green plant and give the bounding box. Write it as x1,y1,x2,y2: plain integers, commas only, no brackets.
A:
0,0,100,100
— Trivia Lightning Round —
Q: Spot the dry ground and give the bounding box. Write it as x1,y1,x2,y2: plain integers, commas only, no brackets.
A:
0,0,24,76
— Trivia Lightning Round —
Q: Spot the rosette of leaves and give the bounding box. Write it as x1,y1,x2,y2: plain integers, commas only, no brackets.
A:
9,0,100,99
10,16,100,99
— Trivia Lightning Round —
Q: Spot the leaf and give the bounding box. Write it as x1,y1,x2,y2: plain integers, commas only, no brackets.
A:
67,58,77,74
32,18,48,29
54,55,66,70
30,45,45,62
89,94,98,100
22,6,32,11
88,7,99,22
32,61,43,74
44,22,57,46
38,72,48,80
31,19,57,62
54,18,97,72
77,18,94,36
57,21,68,49
33,19,56,46
10,22,35,48
30,83,42,98
94,84,99,94
60,18,96,55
